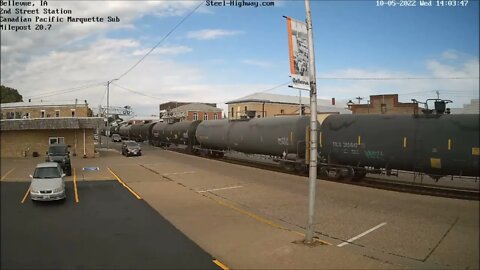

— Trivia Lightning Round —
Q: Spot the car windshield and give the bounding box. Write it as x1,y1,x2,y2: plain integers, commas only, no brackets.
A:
126,142,139,147
49,146,67,155
33,167,61,178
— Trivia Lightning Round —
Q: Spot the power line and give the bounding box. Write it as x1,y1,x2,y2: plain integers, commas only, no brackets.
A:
116,1,204,81
260,81,291,93
99,86,108,106
112,83,171,101
26,82,104,99
215,81,291,105
316,76,479,80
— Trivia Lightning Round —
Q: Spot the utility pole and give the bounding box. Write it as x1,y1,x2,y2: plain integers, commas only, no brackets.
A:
106,79,119,150
304,0,318,244
299,89,303,116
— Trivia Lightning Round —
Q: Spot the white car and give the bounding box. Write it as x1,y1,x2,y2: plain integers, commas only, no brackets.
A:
30,162,66,201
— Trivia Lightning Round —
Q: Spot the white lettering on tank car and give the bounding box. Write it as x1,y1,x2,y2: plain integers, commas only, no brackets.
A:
277,137,289,145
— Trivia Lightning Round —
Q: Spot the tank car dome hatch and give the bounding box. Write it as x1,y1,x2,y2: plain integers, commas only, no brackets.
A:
412,98,453,115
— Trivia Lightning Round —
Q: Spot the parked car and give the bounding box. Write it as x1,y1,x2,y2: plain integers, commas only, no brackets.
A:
29,162,66,201
45,143,72,176
112,134,122,142
121,141,142,157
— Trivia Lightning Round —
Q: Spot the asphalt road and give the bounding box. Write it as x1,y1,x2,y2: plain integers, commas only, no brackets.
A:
1,181,221,270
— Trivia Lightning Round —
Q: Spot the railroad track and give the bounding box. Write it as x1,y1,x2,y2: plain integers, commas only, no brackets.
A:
219,155,480,201
161,146,479,201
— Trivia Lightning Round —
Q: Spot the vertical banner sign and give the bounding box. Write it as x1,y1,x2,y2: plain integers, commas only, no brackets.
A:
286,17,310,90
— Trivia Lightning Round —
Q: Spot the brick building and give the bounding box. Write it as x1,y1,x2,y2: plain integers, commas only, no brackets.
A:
347,94,419,115
0,101,102,158
0,100,90,119
226,93,350,119
163,103,223,122
159,101,217,112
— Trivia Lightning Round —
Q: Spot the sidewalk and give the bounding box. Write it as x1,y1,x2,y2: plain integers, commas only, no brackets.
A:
107,156,396,269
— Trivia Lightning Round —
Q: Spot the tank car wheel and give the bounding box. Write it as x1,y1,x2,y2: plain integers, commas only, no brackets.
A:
320,167,340,180
295,164,307,174
354,168,367,179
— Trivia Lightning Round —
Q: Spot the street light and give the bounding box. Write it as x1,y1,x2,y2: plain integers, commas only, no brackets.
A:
106,79,119,150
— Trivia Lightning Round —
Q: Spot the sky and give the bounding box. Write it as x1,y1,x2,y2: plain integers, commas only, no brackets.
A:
1,0,478,117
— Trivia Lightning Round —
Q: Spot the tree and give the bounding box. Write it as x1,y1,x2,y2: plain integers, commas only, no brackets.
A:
0,85,23,103
87,107,94,117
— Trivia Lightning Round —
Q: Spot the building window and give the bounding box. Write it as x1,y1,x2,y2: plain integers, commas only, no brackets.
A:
244,106,247,112
41,110,46,118
0,113,3,119
214,113,218,120
23,112,30,119
55,110,60,117
71,109,76,117
203,113,208,120
381,103,387,114
193,112,198,121
231,108,234,118
280,109,285,114
14,112,21,119
49,137,65,145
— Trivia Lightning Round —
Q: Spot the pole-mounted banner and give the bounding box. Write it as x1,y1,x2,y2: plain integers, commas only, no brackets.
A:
286,16,310,90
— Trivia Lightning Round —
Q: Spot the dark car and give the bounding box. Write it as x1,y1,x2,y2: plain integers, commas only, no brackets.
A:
112,134,122,142
121,141,142,157
45,143,72,176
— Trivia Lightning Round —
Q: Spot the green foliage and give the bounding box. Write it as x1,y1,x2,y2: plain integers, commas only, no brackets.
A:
0,85,23,103
87,107,94,117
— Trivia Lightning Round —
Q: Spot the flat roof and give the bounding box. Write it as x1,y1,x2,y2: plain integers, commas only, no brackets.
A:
0,117,104,131
0,101,88,109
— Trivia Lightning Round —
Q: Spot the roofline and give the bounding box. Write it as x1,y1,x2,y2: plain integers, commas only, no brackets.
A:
1,103,88,109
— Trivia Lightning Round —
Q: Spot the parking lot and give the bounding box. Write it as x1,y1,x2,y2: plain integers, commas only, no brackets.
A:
1,177,221,269
1,139,479,269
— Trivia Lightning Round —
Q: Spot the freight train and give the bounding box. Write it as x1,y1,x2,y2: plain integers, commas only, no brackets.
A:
113,112,479,180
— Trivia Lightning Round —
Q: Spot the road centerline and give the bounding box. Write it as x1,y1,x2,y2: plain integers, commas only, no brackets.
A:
197,185,243,193
108,167,142,200
337,222,387,247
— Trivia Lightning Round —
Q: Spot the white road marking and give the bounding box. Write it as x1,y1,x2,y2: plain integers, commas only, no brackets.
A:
337,222,387,247
162,171,196,176
197,185,243,193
